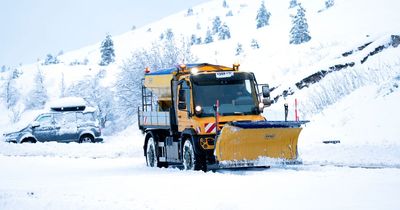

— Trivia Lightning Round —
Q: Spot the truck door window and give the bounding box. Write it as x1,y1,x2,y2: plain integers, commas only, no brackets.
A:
178,86,186,110
178,81,191,111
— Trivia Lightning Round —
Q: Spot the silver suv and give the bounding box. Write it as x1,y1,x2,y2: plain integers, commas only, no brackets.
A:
4,106,103,143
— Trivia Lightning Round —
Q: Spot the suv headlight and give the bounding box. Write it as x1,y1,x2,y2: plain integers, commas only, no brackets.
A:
4,133,19,142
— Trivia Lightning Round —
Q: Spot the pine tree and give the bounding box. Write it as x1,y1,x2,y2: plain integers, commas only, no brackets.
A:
289,4,311,44
190,34,196,45
218,23,231,40
165,28,174,41
250,39,260,49
25,68,48,109
99,34,115,66
289,0,298,8
325,0,335,9
223,0,229,8
160,29,174,41
12,68,22,79
187,8,194,16
212,16,222,34
256,1,271,29
204,29,214,44
196,37,202,45
190,34,202,45
235,43,243,55
43,53,59,65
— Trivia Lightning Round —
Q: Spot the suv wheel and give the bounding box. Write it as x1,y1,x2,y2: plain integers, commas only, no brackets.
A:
21,138,36,144
79,135,94,143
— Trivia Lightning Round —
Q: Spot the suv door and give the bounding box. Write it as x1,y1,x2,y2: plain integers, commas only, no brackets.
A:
32,114,57,142
53,112,79,142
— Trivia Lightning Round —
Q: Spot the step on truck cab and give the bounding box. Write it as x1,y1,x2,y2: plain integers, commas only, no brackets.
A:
138,63,308,170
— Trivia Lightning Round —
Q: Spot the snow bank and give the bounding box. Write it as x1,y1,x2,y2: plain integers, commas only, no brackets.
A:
299,83,400,167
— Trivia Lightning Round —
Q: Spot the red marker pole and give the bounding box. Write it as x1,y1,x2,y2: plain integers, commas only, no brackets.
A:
216,100,220,135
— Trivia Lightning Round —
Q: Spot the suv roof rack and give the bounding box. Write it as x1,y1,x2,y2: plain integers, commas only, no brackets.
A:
50,106,86,112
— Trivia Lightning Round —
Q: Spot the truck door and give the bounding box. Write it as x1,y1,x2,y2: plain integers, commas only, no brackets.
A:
177,80,192,132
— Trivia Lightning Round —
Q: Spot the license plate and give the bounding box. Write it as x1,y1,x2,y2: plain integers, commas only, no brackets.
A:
216,72,234,78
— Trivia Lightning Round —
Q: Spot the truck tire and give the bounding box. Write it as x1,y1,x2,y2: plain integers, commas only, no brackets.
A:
182,139,205,171
146,137,158,167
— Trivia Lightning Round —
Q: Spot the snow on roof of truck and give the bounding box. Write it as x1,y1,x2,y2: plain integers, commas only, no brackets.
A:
146,63,232,75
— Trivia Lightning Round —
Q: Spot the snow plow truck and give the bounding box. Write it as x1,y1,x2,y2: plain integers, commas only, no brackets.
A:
138,63,308,171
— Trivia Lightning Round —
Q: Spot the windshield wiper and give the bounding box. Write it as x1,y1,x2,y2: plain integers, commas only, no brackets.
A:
232,112,245,115
220,112,245,116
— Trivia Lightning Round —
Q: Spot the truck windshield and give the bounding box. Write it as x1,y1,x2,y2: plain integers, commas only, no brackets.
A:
191,72,259,117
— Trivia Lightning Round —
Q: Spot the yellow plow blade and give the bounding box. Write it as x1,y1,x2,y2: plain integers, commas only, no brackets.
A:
215,122,303,162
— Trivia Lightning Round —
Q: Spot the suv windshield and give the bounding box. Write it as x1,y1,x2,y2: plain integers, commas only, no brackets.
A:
191,72,259,117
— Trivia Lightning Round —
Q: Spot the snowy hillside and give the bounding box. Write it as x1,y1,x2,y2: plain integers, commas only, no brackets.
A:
1,0,399,146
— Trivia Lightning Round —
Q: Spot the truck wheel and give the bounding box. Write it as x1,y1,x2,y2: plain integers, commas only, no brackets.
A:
182,139,205,170
146,137,158,167
183,140,195,170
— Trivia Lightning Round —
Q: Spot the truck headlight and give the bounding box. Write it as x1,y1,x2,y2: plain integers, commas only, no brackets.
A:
195,105,202,115
258,102,264,112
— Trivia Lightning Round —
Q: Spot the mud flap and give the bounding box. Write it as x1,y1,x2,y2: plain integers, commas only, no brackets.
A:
214,121,305,162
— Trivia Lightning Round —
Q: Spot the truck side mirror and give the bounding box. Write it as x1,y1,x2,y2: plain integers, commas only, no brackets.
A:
262,85,270,98
262,98,273,107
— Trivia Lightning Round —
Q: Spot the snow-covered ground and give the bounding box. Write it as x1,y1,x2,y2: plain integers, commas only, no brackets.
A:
299,83,400,168
1,155,399,210
0,128,399,210
0,124,399,209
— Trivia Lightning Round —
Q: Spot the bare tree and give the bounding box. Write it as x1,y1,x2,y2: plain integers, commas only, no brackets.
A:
65,70,115,130
2,69,20,109
115,37,197,129
25,67,48,109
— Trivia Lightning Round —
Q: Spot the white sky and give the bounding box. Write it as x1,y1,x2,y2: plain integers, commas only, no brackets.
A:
0,0,209,67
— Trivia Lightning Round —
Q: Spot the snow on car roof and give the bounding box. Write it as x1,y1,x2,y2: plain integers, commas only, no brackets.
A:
83,106,96,113
46,97,87,110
